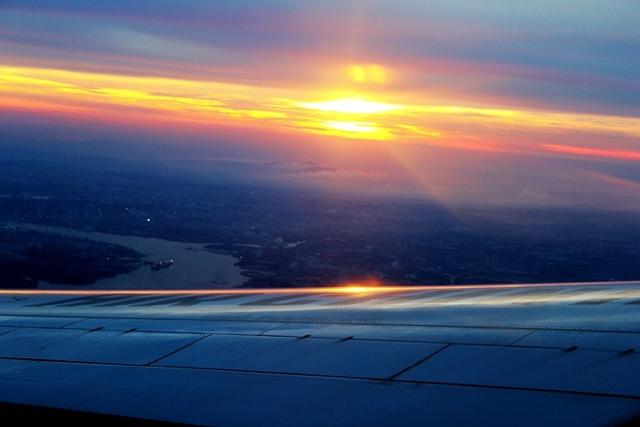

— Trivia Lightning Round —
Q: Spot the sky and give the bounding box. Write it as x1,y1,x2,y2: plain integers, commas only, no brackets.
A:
1,1,639,208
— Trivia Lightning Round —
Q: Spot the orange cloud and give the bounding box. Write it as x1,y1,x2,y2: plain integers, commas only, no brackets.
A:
543,144,640,162
2,65,640,155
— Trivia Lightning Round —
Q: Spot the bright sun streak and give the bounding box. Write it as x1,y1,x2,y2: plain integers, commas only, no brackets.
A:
324,121,378,133
320,120,392,140
294,96,400,140
299,98,400,114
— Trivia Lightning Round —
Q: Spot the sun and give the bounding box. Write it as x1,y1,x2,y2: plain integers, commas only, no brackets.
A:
348,64,388,84
293,96,401,140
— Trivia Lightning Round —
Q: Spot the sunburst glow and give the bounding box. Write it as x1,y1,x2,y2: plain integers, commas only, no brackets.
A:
348,64,389,84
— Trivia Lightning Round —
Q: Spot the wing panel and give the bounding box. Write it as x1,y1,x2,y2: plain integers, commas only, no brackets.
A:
70,318,283,335
399,344,640,396
0,315,83,328
156,334,445,378
266,322,531,345
0,327,203,365
0,359,637,427
515,330,640,351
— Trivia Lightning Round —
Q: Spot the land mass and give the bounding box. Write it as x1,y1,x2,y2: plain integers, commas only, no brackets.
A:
0,227,143,288
3,155,640,288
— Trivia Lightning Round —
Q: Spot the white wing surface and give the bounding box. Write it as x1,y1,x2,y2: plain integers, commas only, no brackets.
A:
0,282,639,426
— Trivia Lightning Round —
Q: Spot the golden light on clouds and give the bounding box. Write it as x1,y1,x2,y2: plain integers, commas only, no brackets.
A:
2,65,640,155
322,121,391,140
298,98,400,114
297,97,400,139
324,121,377,133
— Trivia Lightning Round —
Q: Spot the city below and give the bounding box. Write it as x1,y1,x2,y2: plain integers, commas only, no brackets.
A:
3,154,640,290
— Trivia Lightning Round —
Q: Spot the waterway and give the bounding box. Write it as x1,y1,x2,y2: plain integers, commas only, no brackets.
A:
9,223,246,289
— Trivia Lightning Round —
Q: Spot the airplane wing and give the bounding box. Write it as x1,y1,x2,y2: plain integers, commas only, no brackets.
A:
0,282,639,426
